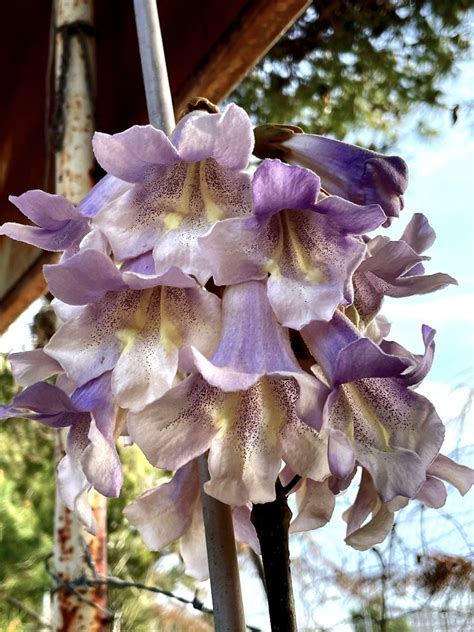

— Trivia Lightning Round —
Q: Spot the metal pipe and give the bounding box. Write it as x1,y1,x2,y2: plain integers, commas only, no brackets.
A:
199,455,246,632
133,0,175,133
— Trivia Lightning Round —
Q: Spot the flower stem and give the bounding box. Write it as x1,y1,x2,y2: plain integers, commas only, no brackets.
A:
251,479,298,632
198,454,246,632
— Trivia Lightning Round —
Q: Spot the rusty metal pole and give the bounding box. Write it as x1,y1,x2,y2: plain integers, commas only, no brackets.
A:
52,1,109,630
132,2,246,630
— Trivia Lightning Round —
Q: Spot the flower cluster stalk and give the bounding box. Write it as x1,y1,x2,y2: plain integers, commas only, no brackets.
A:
251,479,297,632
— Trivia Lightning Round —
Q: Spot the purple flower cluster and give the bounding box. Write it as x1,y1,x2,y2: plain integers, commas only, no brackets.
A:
1,104,472,575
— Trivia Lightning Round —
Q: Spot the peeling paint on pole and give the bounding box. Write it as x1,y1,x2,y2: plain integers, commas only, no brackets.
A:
52,1,109,630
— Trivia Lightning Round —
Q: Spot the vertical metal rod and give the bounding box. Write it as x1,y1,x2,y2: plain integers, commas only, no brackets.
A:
52,1,109,630
132,5,246,629
133,0,175,133
199,455,246,632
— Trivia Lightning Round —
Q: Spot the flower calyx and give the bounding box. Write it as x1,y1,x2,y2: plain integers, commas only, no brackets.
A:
253,123,304,160
178,96,220,120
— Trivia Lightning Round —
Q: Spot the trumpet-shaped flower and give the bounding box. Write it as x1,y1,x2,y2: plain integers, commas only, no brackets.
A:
302,310,445,501
343,455,474,550
127,280,330,506
353,213,457,326
90,104,254,283
279,130,409,226
43,263,221,411
201,159,386,329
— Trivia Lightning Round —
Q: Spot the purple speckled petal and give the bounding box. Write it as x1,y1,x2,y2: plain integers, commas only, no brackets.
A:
111,286,220,411
171,104,253,169
265,208,368,328
127,375,218,470
327,379,445,501
290,479,335,533
46,285,220,411
44,249,126,304
427,454,474,495
204,378,287,505
9,349,62,386
92,126,179,182
94,158,252,267
283,133,408,224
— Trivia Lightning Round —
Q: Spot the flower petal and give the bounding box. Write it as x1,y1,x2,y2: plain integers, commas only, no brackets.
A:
8,190,80,228
232,505,261,554
283,133,408,223
124,461,199,550
94,159,251,267
127,376,218,470
415,475,447,508
400,213,436,254
427,454,474,495
81,419,123,497
180,502,209,581
8,349,62,386
290,479,335,533
44,249,126,305
57,419,97,533
172,104,253,169
80,174,132,218
0,219,88,252
251,159,320,220
205,378,285,505
92,126,179,182
327,379,445,501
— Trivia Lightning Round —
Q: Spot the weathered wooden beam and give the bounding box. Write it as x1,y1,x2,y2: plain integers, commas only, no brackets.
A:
174,0,311,109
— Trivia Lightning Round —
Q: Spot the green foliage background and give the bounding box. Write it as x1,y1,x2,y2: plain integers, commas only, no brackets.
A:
232,0,473,147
